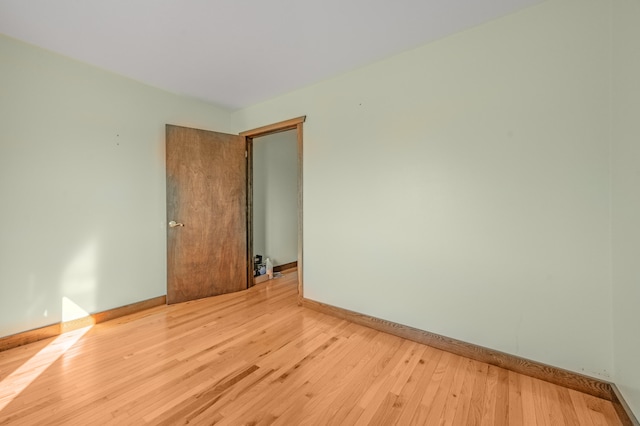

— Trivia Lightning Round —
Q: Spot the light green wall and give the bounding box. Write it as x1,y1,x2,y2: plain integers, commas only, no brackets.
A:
612,0,640,417
0,34,233,337
234,0,614,379
252,130,298,266
1,1,638,417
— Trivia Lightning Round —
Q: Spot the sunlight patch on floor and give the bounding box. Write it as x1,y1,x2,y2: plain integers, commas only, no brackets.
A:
0,325,91,411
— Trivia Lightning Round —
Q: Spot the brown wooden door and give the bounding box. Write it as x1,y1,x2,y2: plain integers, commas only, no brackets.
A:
166,125,247,304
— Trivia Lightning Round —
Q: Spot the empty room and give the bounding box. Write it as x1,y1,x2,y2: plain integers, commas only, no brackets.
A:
0,0,638,424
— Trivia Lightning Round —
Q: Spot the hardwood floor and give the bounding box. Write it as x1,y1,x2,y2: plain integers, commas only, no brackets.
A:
0,271,622,425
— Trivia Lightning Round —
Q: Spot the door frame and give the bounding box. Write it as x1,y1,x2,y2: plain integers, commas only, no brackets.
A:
240,116,306,300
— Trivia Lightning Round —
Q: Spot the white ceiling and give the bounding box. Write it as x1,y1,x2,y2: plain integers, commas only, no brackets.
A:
0,0,543,110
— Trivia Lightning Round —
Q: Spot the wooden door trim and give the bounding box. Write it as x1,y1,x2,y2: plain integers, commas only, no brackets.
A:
242,116,305,300
245,137,254,288
240,116,306,138
295,122,304,300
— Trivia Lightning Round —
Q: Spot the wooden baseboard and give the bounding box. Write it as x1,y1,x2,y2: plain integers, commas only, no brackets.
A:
301,297,637,425
611,384,640,426
274,261,297,273
0,295,166,352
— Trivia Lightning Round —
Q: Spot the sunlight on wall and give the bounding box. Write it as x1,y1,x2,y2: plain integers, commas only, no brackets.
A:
0,326,91,412
60,240,98,319
61,296,90,322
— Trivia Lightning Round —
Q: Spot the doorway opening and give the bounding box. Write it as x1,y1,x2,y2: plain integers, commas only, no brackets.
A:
251,130,297,282
240,116,305,299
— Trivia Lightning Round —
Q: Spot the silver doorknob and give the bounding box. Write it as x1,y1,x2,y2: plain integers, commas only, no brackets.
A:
169,221,185,228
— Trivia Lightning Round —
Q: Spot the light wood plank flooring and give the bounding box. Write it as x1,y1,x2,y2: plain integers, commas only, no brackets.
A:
0,271,622,425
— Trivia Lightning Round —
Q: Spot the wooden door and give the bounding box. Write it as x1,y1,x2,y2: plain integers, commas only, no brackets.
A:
166,125,247,304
